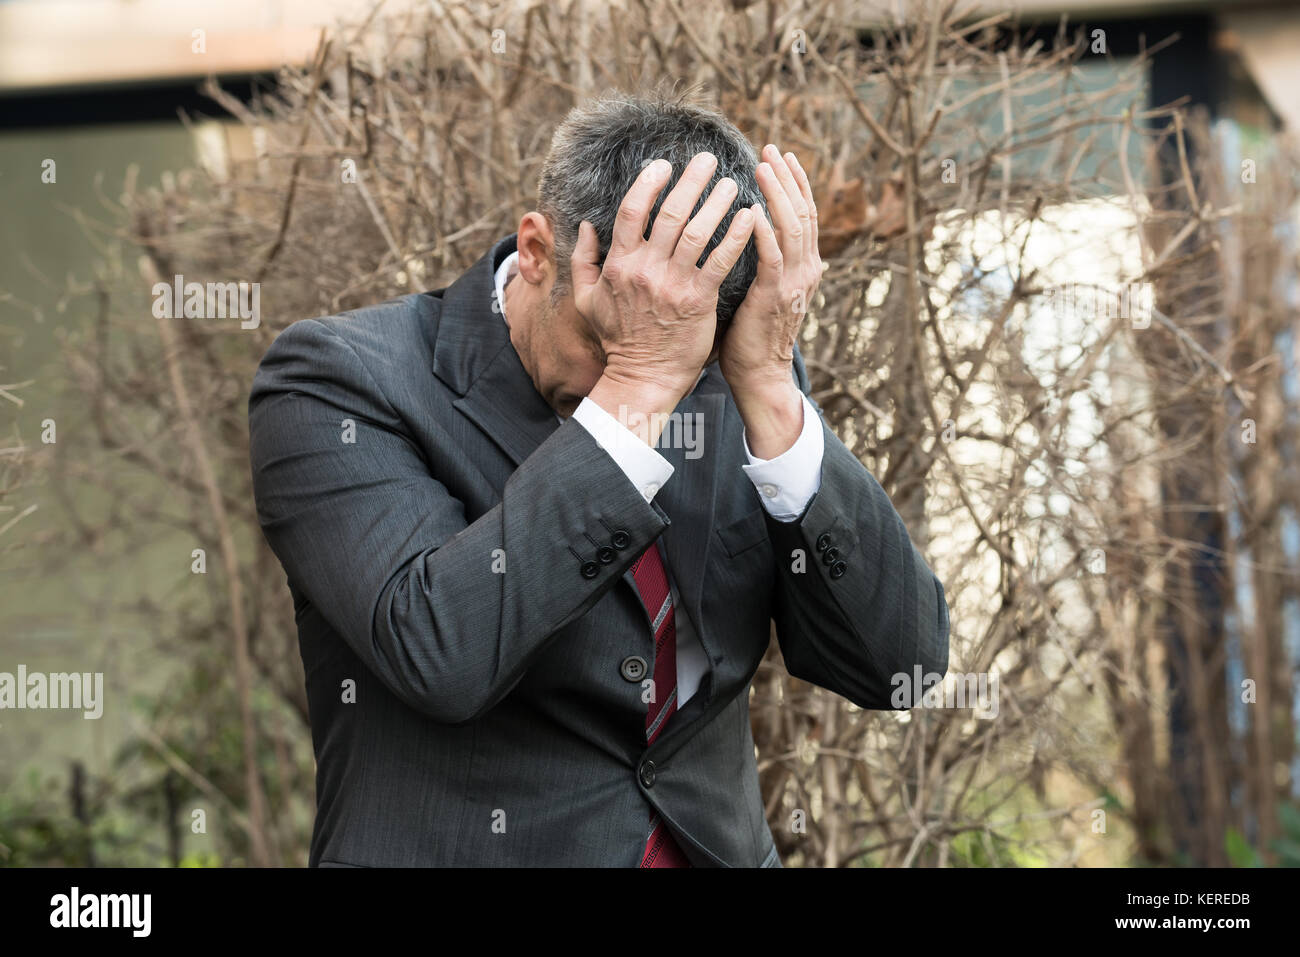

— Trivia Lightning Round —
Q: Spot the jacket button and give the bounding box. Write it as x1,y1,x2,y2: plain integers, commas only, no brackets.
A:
580,561,599,579
611,529,630,549
816,533,832,552
830,560,847,579
597,545,616,564
639,760,656,789
620,655,647,682
822,546,840,564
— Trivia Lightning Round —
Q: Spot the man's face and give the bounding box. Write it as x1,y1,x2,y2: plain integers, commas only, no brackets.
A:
506,210,720,419
530,285,607,419
500,212,604,418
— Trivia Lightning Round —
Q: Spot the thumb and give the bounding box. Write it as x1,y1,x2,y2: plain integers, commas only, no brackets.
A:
569,220,601,309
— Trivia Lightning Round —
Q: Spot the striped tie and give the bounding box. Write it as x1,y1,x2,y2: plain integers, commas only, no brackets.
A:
631,542,692,868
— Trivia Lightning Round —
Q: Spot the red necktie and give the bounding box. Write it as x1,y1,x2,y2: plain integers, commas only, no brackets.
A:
631,543,692,868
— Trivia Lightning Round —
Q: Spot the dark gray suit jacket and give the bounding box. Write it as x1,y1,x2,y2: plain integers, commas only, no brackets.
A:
248,234,949,867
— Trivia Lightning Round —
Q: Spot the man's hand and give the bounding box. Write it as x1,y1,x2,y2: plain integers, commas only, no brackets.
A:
574,152,755,447
720,145,823,459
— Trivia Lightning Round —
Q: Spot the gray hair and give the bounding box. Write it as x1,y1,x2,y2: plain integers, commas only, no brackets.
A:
536,90,764,325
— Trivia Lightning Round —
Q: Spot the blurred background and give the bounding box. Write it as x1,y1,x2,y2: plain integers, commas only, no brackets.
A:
2,0,1298,867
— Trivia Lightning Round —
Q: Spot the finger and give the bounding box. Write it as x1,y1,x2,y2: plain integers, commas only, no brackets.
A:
762,144,811,260
569,220,601,308
647,151,718,257
749,203,783,279
698,206,755,288
785,151,818,259
672,176,739,272
756,160,802,268
609,158,673,260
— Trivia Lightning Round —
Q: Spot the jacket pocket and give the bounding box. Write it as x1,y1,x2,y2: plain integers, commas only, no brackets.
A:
716,507,769,558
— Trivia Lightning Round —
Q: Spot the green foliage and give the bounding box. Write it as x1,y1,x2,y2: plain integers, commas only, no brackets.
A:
0,768,159,867
178,851,223,868
0,771,89,867
1270,803,1300,867
0,651,311,866
1224,827,1259,868
1224,802,1300,867
948,829,1021,867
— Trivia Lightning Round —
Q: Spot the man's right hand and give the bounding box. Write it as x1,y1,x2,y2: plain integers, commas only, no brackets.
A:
572,151,755,446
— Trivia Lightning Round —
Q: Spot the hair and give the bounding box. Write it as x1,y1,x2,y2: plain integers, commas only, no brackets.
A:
536,90,764,325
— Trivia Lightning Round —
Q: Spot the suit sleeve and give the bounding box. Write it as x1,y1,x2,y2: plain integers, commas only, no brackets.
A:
763,347,950,709
248,318,668,724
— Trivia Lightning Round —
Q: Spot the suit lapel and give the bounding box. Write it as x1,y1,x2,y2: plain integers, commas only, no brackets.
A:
431,234,560,467
453,343,560,468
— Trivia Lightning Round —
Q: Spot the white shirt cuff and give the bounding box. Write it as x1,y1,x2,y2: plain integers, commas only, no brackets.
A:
570,396,674,503
742,393,824,522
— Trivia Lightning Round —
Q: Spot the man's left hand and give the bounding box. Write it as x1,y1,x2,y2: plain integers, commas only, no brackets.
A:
720,144,822,459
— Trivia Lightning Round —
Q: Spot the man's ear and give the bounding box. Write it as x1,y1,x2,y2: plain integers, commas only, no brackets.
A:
515,211,556,286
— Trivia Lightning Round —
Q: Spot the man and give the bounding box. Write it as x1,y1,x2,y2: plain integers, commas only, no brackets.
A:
248,92,949,868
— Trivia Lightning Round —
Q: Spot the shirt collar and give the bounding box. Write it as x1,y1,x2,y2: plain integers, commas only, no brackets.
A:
493,250,520,328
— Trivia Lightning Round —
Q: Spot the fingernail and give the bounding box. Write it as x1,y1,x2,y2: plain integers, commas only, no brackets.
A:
736,209,753,225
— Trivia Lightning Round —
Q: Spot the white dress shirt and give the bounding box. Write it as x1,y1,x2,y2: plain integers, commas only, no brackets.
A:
494,251,824,706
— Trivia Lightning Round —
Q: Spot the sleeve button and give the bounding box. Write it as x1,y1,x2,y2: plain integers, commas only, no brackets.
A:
611,529,631,549
597,545,616,564
829,560,847,579
580,561,599,579
822,546,840,564
815,533,832,552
